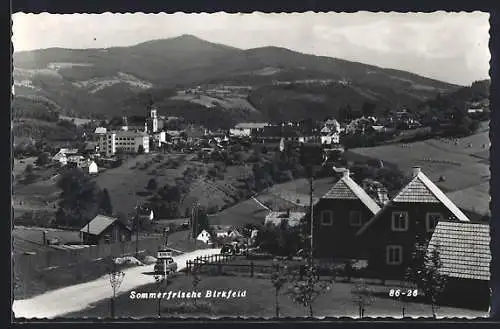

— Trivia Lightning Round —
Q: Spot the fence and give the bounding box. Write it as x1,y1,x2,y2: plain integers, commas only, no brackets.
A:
185,255,395,284
185,254,306,278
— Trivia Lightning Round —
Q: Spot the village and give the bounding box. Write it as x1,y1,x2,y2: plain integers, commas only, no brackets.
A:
12,95,491,318
11,9,493,320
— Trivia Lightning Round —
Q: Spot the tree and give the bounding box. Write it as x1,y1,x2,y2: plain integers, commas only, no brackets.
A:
286,265,332,317
99,188,113,216
56,168,102,227
35,152,50,166
351,279,375,318
271,260,290,318
146,178,158,191
421,246,447,318
191,266,202,306
405,241,447,318
23,164,36,183
362,102,377,118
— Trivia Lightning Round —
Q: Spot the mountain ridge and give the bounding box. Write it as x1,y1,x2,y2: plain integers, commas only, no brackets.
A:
13,34,463,123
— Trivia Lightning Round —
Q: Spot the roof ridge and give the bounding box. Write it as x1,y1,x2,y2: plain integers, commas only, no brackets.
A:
342,175,381,215
416,172,470,222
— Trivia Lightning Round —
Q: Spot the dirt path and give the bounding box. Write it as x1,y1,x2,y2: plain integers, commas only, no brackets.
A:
13,248,221,319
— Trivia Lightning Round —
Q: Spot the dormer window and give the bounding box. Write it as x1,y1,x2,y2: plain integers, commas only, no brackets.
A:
391,211,409,231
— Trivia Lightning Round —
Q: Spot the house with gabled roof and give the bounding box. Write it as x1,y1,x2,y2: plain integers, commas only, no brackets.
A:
427,221,490,309
80,214,132,245
355,166,470,279
312,167,381,259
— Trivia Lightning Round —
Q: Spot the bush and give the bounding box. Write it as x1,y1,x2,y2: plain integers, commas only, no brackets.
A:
146,178,158,191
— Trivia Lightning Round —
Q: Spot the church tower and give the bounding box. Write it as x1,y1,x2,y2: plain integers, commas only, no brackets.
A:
150,108,158,133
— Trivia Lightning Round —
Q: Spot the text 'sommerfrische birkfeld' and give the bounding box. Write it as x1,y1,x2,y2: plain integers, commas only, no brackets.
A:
129,290,247,300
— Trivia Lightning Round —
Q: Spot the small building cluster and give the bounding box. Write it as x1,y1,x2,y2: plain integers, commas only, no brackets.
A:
51,148,99,174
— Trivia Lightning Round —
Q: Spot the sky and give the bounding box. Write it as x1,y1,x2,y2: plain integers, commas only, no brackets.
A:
12,11,490,86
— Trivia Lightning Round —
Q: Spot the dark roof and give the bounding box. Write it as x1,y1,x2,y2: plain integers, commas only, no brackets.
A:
80,215,129,235
357,169,469,236
428,221,490,281
322,174,381,215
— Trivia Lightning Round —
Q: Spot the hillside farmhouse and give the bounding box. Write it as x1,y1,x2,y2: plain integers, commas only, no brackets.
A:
80,215,132,245
356,166,470,278
312,168,381,259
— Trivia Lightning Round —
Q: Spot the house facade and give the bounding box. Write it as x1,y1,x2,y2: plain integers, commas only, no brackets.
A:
356,167,470,279
312,169,381,259
80,215,132,245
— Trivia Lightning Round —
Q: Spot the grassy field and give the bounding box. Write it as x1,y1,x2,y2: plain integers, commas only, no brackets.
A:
94,153,252,218
258,177,335,206
13,161,62,220
13,226,81,254
64,274,488,318
349,129,490,216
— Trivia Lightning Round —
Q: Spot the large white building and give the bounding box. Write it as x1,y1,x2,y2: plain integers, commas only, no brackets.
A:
98,130,150,156
229,122,269,137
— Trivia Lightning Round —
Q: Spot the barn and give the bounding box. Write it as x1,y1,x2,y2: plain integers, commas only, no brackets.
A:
80,215,132,245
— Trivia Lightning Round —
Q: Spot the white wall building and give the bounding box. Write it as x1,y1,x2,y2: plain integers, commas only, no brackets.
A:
196,230,212,244
98,131,150,157
152,131,166,147
81,160,98,174
320,133,340,145
229,123,268,138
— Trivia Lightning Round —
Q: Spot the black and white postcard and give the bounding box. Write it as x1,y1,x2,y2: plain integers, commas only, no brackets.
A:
11,11,493,320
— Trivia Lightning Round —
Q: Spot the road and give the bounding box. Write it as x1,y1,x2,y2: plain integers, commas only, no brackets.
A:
12,248,220,319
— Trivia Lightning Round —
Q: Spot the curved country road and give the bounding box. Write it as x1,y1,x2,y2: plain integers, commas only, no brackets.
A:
13,248,220,319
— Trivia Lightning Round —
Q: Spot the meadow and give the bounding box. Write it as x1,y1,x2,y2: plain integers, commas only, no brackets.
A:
349,129,490,216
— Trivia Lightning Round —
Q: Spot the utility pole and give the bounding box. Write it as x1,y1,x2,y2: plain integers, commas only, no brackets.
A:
135,201,140,258
309,165,314,268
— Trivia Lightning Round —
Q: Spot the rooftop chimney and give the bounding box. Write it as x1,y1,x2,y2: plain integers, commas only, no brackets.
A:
376,187,389,205
411,166,421,178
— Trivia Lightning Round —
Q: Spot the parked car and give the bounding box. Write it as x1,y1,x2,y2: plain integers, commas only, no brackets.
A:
220,244,236,255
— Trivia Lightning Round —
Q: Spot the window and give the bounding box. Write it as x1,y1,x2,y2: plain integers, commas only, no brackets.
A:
349,211,363,227
386,245,403,265
426,212,442,232
320,210,333,226
391,211,409,231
